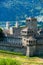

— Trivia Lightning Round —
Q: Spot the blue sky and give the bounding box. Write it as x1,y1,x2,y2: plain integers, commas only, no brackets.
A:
0,0,43,21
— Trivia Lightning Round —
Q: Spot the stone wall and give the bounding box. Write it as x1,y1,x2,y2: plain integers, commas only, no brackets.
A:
0,40,43,56
36,39,43,56
0,42,26,55
36,45,43,56
26,45,36,56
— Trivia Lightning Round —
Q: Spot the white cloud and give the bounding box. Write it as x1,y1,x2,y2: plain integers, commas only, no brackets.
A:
2,0,13,8
1,0,42,11
40,9,43,14
24,14,28,18
1,0,33,9
29,9,33,13
21,20,26,22
35,15,43,22
1,0,29,8
35,6,42,10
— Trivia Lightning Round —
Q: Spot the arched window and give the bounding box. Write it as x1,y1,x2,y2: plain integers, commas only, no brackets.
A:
29,40,36,44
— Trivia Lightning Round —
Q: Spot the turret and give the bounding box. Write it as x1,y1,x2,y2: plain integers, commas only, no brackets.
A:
26,17,37,31
6,22,10,29
10,27,13,35
15,21,19,28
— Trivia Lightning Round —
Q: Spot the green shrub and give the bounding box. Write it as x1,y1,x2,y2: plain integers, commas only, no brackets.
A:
0,58,21,65
0,28,5,41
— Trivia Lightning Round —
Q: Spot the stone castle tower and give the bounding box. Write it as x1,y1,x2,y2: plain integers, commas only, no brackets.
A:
6,22,10,29
26,17,37,32
15,21,19,28
21,17,37,56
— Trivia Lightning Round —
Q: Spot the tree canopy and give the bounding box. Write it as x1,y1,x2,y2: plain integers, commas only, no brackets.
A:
0,28,5,41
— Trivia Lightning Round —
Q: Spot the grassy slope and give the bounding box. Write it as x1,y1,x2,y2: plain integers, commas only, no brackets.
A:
0,50,43,65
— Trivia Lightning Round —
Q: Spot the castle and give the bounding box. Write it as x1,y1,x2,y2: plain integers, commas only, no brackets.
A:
0,17,43,56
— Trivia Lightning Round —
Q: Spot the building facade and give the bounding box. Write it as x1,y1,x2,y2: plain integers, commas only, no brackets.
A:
0,17,43,56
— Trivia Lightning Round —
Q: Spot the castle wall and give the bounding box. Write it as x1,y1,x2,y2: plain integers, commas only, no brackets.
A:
0,42,26,55
13,27,23,37
36,39,43,56
7,37,22,45
36,45,43,56
26,45,36,56
0,40,43,56
1,18,43,57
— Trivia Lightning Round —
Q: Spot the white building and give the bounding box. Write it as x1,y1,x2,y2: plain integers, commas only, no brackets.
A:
2,17,43,56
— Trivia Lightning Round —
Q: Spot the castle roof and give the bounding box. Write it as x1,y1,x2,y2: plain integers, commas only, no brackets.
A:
26,17,37,22
21,27,28,32
27,36,36,41
21,27,34,32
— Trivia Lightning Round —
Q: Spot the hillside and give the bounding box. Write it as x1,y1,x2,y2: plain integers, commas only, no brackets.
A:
0,50,43,65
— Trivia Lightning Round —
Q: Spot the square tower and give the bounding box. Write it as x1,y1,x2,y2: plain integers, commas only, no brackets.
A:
26,17,37,32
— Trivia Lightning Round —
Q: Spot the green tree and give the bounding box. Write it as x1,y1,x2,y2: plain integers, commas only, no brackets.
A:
0,28,5,41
